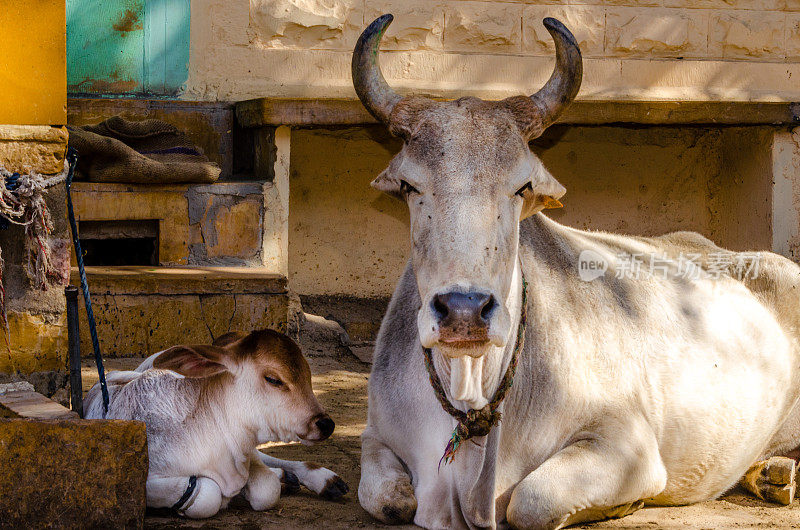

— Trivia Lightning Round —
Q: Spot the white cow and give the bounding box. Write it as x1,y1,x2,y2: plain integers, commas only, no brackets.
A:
353,14,800,529
84,329,348,518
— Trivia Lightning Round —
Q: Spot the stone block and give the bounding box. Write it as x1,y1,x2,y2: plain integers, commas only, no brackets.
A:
250,0,363,50
0,390,78,420
523,5,605,57
0,418,147,529
785,14,800,59
710,11,786,59
187,183,267,265
71,183,191,265
0,311,67,374
606,7,708,58
0,125,68,175
443,2,523,53
365,1,445,50
71,266,288,356
664,0,784,9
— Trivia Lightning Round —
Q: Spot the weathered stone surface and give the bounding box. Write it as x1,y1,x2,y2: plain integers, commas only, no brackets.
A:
785,14,800,59
365,1,445,50
710,10,785,59
0,418,147,529
70,266,288,356
664,0,784,9
0,311,67,374
71,182,191,265
523,5,605,57
443,2,522,53
73,182,276,267
0,390,77,420
250,0,363,50
0,125,67,175
606,7,708,57
187,183,267,265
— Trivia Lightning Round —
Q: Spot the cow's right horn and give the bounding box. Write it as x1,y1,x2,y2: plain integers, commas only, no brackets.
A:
352,14,403,126
528,18,583,136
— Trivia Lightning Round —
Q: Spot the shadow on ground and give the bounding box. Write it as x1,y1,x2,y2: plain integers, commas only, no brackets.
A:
82,336,800,529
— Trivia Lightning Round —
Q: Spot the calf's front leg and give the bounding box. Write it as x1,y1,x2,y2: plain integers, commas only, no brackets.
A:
257,451,349,499
243,454,282,510
146,475,223,519
506,420,667,530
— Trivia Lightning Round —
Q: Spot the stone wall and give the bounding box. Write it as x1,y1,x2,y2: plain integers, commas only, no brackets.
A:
288,125,781,298
187,0,800,102
0,126,70,376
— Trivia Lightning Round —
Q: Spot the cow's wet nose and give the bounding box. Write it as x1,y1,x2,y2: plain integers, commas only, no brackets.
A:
432,291,495,343
315,416,335,439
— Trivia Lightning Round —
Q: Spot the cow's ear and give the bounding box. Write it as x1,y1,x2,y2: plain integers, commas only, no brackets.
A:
520,165,566,220
153,345,230,378
370,168,402,200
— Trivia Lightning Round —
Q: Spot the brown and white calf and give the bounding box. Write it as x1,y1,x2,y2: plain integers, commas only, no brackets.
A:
84,329,348,518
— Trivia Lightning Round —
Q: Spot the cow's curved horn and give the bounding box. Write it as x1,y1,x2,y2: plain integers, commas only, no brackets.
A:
529,18,583,132
352,14,403,125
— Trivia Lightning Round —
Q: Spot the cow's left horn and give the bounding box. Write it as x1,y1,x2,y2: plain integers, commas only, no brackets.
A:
529,18,583,135
352,14,403,126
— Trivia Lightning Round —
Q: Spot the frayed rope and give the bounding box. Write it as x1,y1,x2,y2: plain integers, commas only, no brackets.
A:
0,162,68,367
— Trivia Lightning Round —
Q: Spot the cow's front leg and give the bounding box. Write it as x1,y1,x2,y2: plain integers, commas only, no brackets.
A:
507,421,667,530
146,475,223,519
243,454,282,511
257,451,349,499
358,430,418,524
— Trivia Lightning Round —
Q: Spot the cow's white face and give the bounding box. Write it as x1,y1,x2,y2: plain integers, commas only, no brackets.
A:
373,97,565,359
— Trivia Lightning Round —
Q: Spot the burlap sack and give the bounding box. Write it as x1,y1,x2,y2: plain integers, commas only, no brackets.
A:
67,117,221,184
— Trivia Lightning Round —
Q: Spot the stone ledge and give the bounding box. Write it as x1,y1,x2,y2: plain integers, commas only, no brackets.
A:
0,125,68,174
0,418,147,528
237,98,800,128
71,266,287,295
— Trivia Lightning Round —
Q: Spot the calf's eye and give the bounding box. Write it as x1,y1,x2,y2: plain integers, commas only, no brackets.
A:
400,180,419,195
264,376,284,387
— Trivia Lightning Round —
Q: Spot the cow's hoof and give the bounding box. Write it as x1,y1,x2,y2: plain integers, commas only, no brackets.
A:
281,470,301,495
378,480,417,524
321,476,350,500
740,456,797,505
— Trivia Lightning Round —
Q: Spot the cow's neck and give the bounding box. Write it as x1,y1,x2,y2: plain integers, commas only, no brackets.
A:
196,375,258,460
432,257,523,411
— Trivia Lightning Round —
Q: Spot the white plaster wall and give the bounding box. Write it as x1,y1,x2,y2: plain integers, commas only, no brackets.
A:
187,0,800,102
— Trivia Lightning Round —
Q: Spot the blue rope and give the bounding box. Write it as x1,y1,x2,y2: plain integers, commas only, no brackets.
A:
0,173,20,230
64,148,109,415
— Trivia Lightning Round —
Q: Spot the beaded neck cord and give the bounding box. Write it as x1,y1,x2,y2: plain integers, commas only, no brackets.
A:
422,273,527,468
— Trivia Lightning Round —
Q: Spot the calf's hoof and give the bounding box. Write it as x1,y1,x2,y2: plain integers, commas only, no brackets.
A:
281,470,301,495
321,476,350,500
740,456,797,505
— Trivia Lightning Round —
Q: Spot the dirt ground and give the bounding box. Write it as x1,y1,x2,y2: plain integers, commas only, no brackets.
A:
82,335,800,529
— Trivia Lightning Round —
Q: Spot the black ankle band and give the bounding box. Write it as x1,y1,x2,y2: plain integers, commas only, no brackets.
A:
172,475,198,513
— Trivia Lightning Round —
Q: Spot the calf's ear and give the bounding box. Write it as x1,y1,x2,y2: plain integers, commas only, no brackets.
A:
153,345,229,378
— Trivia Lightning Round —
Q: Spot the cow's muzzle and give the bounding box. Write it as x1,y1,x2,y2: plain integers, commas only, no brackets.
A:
431,290,496,346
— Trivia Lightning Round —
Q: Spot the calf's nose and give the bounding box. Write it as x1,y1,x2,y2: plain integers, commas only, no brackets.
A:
315,416,335,439
432,291,495,343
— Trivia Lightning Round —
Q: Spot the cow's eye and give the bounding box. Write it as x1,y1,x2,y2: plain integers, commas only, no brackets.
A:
515,182,532,197
264,375,283,387
400,180,419,195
